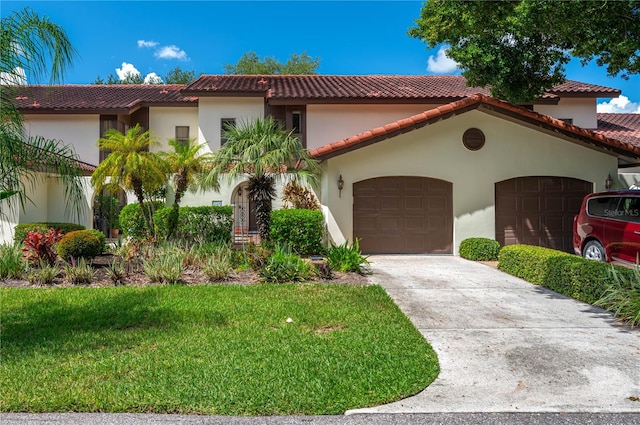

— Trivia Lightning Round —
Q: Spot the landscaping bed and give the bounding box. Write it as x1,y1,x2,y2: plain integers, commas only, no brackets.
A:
0,253,371,288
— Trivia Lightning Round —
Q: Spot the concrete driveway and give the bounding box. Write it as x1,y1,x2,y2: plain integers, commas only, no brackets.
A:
347,255,640,414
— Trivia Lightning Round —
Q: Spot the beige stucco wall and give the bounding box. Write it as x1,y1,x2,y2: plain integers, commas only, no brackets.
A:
0,176,93,244
149,107,199,152
44,176,93,229
306,104,442,150
24,114,100,164
198,97,264,151
534,98,597,129
321,109,617,254
0,199,19,244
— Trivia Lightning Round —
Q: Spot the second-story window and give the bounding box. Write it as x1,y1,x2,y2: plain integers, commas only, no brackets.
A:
175,126,190,145
221,118,236,145
99,115,117,162
286,107,306,147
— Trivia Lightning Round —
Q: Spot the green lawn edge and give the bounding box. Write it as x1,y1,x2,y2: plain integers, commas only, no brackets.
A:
0,284,439,415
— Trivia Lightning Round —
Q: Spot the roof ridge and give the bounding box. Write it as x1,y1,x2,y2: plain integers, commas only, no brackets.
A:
310,93,639,160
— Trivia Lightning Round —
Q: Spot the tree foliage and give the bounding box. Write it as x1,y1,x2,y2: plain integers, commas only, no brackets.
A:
204,117,321,241
160,138,217,239
91,124,168,231
224,51,321,75
94,66,197,85
409,0,640,103
1,7,84,219
164,66,198,84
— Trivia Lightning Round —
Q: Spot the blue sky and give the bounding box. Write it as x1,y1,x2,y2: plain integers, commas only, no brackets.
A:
3,1,639,112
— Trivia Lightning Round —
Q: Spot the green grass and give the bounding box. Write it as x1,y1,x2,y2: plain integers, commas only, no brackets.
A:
0,284,438,415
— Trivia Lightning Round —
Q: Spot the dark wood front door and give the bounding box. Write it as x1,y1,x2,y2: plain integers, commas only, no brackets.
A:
353,176,453,254
495,176,592,252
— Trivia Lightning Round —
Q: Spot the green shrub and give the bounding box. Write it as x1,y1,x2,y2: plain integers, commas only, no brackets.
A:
154,206,233,244
241,243,273,271
459,237,501,261
202,253,233,282
63,258,95,285
57,230,102,261
270,209,324,256
14,222,84,244
498,244,636,305
0,243,25,280
119,201,164,240
260,246,314,283
326,239,370,274
596,266,640,326
26,261,61,285
87,229,107,254
142,253,184,284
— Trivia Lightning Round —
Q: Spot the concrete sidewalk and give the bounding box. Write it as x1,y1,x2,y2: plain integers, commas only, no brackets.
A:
347,255,640,414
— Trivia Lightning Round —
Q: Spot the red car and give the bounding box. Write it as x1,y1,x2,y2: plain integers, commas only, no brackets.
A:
573,190,640,264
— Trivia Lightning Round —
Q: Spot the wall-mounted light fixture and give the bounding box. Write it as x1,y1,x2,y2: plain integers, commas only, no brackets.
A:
337,174,344,197
605,174,613,190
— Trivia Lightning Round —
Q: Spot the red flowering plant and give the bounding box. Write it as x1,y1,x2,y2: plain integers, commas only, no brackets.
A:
22,228,63,266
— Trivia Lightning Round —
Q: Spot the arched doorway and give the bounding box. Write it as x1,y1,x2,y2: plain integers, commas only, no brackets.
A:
231,183,258,244
93,186,126,238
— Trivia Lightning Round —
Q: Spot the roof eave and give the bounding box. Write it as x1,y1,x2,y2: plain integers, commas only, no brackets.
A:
311,95,640,161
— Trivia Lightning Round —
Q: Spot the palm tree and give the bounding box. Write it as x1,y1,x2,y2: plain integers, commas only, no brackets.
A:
1,8,84,219
204,116,321,242
91,125,168,231
161,138,217,238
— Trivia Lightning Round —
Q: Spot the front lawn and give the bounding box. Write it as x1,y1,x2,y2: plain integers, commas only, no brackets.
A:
0,284,438,415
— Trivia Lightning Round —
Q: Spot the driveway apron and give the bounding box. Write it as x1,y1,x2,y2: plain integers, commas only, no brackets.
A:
347,255,640,414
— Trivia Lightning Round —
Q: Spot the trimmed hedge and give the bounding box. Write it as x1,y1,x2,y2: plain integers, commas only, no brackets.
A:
87,229,107,254
459,237,501,261
14,222,85,244
498,244,635,305
57,230,103,261
154,205,233,244
270,209,324,256
119,201,164,240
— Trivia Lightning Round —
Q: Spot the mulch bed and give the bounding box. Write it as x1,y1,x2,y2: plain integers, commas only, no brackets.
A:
0,253,372,288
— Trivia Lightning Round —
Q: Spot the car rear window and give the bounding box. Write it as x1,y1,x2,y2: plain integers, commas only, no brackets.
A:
587,196,618,218
587,195,640,222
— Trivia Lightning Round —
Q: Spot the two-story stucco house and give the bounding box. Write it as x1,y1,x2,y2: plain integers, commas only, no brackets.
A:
5,75,640,255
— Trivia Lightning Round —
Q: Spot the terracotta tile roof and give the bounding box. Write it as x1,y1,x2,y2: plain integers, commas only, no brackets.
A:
11,85,197,113
595,113,640,147
73,158,97,174
183,75,619,102
25,147,96,175
549,80,621,97
9,77,620,112
310,94,640,160
183,75,490,101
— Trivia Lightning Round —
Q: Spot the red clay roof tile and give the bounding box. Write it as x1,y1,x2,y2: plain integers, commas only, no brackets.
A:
11,85,197,113
595,114,640,148
183,75,619,102
309,94,640,160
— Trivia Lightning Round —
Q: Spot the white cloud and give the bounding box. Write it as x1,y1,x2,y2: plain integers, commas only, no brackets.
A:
138,40,158,48
144,72,163,84
427,46,459,74
597,95,640,114
0,67,26,85
154,45,189,61
116,62,141,80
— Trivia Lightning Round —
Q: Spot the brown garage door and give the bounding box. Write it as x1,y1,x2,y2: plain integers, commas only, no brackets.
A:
353,176,453,254
495,176,592,252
